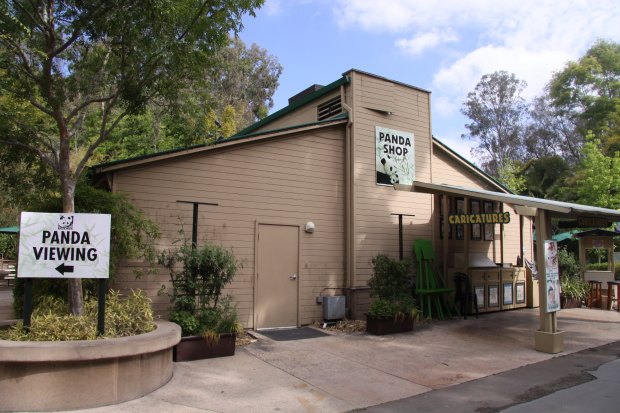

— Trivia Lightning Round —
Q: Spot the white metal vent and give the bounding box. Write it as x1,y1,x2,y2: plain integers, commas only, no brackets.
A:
317,96,342,121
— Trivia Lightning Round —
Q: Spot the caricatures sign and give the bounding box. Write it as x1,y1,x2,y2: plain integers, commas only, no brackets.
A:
544,240,560,313
375,126,415,186
18,212,111,279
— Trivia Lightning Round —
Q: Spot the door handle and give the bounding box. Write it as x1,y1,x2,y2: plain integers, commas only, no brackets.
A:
290,274,298,280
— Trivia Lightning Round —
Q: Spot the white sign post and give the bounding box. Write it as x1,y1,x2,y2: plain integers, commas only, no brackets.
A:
17,212,111,333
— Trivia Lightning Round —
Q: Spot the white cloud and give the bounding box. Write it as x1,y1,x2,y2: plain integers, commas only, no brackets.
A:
333,0,620,115
396,29,458,56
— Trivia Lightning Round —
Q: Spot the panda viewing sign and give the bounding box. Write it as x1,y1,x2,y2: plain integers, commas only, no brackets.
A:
18,212,111,279
375,126,415,185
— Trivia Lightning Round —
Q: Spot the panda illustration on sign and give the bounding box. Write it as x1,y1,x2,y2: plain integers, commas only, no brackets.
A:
376,155,399,185
58,215,74,230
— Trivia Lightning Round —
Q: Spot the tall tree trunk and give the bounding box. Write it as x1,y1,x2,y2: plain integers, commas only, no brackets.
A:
58,118,84,316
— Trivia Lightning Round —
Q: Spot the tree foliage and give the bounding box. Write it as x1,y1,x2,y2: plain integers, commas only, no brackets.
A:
549,39,620,154
461,71,528,177
0,0,263,315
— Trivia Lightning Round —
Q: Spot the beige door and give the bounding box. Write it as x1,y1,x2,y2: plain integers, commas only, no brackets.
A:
256,224,299,329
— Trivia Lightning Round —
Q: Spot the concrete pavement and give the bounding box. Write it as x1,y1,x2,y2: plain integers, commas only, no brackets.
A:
66,307,619,413
2,287,619,413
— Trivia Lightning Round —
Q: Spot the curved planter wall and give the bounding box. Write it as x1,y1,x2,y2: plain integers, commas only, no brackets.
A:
0,320,181,412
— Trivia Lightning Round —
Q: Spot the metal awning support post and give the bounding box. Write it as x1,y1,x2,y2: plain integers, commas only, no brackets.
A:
176,200,219,248
534,208,564,353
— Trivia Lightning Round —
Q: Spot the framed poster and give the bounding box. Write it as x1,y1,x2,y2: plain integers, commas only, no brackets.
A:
503,283,513,305
474,285,485,309
484,223,494,241
440,195,445,216
516,282,525,304
455,197,465,215
488,285,499,308
544,240,560,313
471,199,481,214
472,223,482,241
375,126,415,186
483,201,493,214
456,224,464,240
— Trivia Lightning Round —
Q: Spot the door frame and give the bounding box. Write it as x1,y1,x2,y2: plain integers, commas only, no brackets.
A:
253,220,302,329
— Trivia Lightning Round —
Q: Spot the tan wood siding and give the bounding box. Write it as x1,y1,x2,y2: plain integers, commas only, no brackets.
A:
350,72,433,316
251,90,342,134
111,127,346,328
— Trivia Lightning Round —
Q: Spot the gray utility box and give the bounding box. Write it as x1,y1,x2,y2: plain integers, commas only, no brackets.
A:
323,296,346,320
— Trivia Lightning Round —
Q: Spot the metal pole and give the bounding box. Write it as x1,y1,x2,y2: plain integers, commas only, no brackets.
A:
23,278,33,331
176,201,218,249
192,203,198,249
98,279,106,336
391,214,415,261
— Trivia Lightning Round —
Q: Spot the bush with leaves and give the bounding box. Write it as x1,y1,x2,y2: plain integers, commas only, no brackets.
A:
367,254,418,319
1,290,155,341
158,231,242,340
557,246,590,301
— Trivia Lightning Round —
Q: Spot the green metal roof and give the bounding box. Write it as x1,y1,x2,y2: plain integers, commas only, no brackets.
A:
232,76,350,138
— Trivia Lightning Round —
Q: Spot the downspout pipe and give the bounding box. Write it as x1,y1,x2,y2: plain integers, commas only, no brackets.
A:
341,83,356,318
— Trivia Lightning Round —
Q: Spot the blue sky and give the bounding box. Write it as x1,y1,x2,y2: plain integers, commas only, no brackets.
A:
239,0,620,164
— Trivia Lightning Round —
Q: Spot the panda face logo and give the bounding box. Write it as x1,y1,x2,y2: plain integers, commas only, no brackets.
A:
381,156,400,184
58,215,74,230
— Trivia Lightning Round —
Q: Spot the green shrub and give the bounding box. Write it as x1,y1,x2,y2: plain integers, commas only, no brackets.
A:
158,231,242,339
560,275,590,301
368,254,412,300
586,263,610,271
0,290,155,341
367,254,419,319
558,246,580,278
368,296,420,320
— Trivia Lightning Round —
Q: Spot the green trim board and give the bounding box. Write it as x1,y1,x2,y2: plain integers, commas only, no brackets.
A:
232,76,351,138
0,226,19,234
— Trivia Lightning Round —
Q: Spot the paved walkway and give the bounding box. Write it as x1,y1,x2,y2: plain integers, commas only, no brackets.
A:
2,289,619,412
46,307,618,413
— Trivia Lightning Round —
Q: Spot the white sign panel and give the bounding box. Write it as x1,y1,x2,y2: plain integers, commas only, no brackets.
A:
18,212,111,279
375,126,415,186
544,240,560,313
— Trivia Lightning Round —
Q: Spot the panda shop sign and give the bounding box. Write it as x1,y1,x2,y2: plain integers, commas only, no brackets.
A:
18,212,111,278
375,126,415,186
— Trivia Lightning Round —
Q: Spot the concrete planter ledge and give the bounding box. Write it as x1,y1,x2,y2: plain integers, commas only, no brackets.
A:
0,320,181,412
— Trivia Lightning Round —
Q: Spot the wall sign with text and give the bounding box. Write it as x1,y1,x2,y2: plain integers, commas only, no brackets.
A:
448,212,511,225
18,212,111,279
375,126,415,186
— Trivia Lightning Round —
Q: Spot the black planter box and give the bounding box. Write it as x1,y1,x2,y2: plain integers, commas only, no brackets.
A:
173,332,236,362
366,314,414,336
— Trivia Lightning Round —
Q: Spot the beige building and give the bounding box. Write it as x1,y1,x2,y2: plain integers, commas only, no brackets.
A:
92,69,534,329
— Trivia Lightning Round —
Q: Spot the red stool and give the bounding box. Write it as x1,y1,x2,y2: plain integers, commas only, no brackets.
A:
587,280,602,308
607,281,620,312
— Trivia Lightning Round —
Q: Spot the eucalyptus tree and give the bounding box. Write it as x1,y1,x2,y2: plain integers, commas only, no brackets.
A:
461,71,529,177
0,0,264,315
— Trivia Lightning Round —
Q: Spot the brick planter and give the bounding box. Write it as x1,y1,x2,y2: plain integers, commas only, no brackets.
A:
366,314,414,336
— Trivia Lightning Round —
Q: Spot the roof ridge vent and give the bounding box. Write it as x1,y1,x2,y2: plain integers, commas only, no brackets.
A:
288,84,324,105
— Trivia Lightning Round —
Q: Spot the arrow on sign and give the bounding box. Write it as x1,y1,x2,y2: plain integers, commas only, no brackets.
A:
55,263,74,275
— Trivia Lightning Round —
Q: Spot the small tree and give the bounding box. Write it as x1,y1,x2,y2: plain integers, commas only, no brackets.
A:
158,232,242,339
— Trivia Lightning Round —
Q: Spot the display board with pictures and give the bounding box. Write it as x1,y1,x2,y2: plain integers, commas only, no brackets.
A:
544,240,561,313
474,285,485,309
503,283,513,305
483,201,494,241
488,285,499,308
516,282,526,304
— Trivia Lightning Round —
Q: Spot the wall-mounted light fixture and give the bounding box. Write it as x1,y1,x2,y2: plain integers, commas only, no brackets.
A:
305,222,315,233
